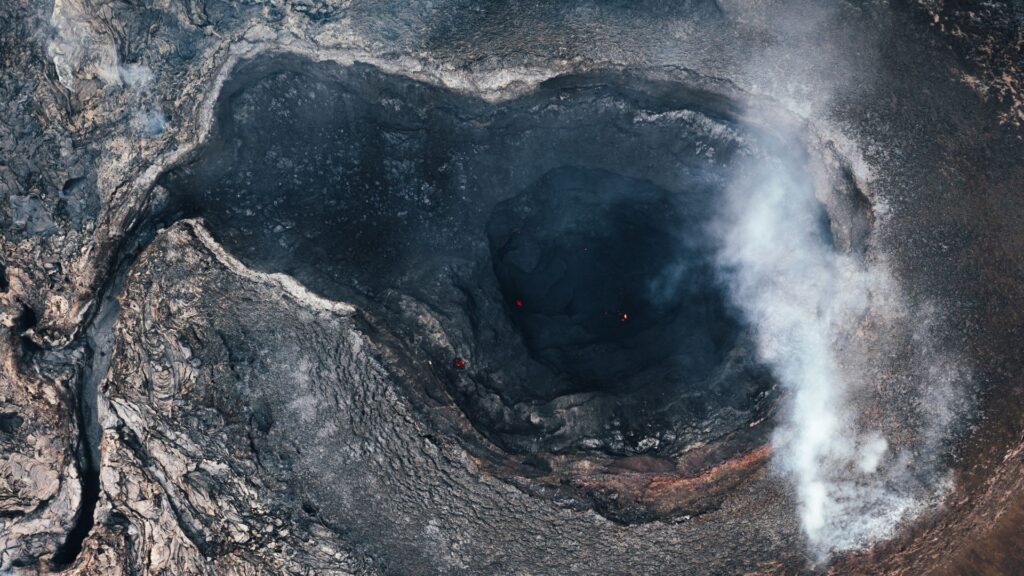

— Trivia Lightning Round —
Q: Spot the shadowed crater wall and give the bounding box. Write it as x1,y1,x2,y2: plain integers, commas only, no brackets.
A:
156,54,864,522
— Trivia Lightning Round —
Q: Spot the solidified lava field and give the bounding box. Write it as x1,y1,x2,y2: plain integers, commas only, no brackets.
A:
1,1,1023,575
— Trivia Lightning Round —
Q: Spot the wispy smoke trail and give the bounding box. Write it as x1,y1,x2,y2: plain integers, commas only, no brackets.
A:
712,140,963,558
47,0,167,136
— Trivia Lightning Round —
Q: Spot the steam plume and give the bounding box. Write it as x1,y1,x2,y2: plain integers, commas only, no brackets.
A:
712,140,964,558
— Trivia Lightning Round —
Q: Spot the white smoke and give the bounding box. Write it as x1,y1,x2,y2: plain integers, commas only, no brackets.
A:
712,140,963,559
46,0,166,136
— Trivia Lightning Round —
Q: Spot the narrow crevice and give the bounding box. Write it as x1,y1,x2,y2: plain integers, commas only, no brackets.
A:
14,305,40,357
50,213,163,570
49,306,110,569
49,392,99,568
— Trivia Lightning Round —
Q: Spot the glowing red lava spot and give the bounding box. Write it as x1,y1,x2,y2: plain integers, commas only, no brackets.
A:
619,312,629,322
453,357,467,369
514,298,525,309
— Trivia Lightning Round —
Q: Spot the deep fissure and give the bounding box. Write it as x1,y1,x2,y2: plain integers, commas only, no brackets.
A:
50,223,160,568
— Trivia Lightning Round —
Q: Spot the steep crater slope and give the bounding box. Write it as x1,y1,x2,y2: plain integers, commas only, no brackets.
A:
156,54,870,522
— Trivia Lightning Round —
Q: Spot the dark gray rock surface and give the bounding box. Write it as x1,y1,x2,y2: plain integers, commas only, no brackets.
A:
1,0,1022,574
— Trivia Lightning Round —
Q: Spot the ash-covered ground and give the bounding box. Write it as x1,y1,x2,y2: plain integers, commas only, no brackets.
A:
1,1,1023,575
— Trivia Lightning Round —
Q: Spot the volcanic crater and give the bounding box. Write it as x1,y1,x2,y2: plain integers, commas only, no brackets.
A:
155,54,872,523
